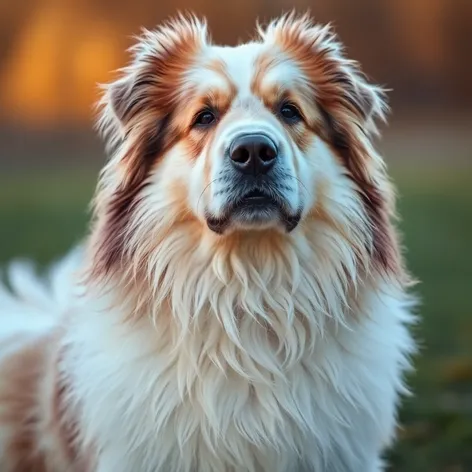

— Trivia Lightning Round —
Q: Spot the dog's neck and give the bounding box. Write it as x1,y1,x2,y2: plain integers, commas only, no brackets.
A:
84,220,372,378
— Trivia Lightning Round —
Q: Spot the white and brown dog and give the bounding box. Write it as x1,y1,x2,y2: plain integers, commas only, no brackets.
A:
0,13,416,472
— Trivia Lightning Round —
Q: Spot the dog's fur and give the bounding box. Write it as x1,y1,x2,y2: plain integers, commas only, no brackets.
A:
0,13,416,472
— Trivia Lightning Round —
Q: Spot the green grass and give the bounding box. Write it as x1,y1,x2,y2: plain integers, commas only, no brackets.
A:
386,169,472,472
0,168,471,471
0,172,96,265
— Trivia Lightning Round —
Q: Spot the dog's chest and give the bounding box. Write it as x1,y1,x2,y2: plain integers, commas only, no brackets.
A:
69,303,399,472
89,345,350,472
159,364,313,461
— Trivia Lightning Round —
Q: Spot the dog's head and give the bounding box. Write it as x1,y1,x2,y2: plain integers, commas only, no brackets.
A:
90,13,404,296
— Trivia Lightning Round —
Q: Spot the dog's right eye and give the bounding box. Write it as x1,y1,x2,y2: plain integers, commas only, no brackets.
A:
193,109,216,128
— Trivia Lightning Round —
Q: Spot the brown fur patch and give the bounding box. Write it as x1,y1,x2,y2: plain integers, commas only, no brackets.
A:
321,111,403,280
181,85,236,160
91,17,207,280
91,114,177,280
0,332,89,471
206,59,238,97
250,52,280,97
267,13,403,281
0,336,49,471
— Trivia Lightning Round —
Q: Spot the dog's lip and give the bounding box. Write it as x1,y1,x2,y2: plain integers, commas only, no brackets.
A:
234,189,277,206
242,189,267,199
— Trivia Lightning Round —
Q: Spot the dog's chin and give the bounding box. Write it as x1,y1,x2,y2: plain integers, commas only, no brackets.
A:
205,190,301,234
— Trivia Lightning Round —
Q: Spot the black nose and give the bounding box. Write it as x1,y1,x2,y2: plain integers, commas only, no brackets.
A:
229,134,277,175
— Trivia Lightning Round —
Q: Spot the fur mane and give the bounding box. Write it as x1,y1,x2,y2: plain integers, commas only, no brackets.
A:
81,14,411,381
0,13,416,472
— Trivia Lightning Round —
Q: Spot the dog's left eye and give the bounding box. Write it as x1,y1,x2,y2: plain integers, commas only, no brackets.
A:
193,110,216,127
280,103,302,123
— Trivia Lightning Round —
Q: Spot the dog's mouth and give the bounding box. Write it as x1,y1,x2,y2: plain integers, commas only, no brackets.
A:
206,188,301,234
233,189,279,209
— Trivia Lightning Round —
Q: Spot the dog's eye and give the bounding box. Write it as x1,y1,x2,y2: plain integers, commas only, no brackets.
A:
280,103,302,123
193,110,216,127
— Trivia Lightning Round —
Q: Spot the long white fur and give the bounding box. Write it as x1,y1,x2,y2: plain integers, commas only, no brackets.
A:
0,245,415,471
0,14,416,472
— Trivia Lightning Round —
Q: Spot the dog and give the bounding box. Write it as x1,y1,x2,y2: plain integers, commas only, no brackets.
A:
0,13,416,472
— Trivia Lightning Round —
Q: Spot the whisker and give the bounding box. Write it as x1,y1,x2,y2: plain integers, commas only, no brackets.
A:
280,172,310,198
197,178,220,214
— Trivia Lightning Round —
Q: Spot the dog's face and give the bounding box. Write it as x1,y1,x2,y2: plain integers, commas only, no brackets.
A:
92,14,402,286
186,42,309,234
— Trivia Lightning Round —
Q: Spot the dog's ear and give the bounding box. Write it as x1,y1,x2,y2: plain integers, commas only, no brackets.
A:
107,75,136,126
90,15,208,279
260,12,388,138
97,14,209,153
102,75,135,135
96,74,136,153
336,69,388,138
261,13,403,282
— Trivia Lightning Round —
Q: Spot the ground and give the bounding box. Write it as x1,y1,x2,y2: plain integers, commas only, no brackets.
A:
0,167,471,472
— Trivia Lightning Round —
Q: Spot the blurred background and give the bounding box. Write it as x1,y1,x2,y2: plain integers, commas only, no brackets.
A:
0,0,471,470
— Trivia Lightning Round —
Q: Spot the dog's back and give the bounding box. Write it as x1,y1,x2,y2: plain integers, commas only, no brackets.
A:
0,250,83,471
